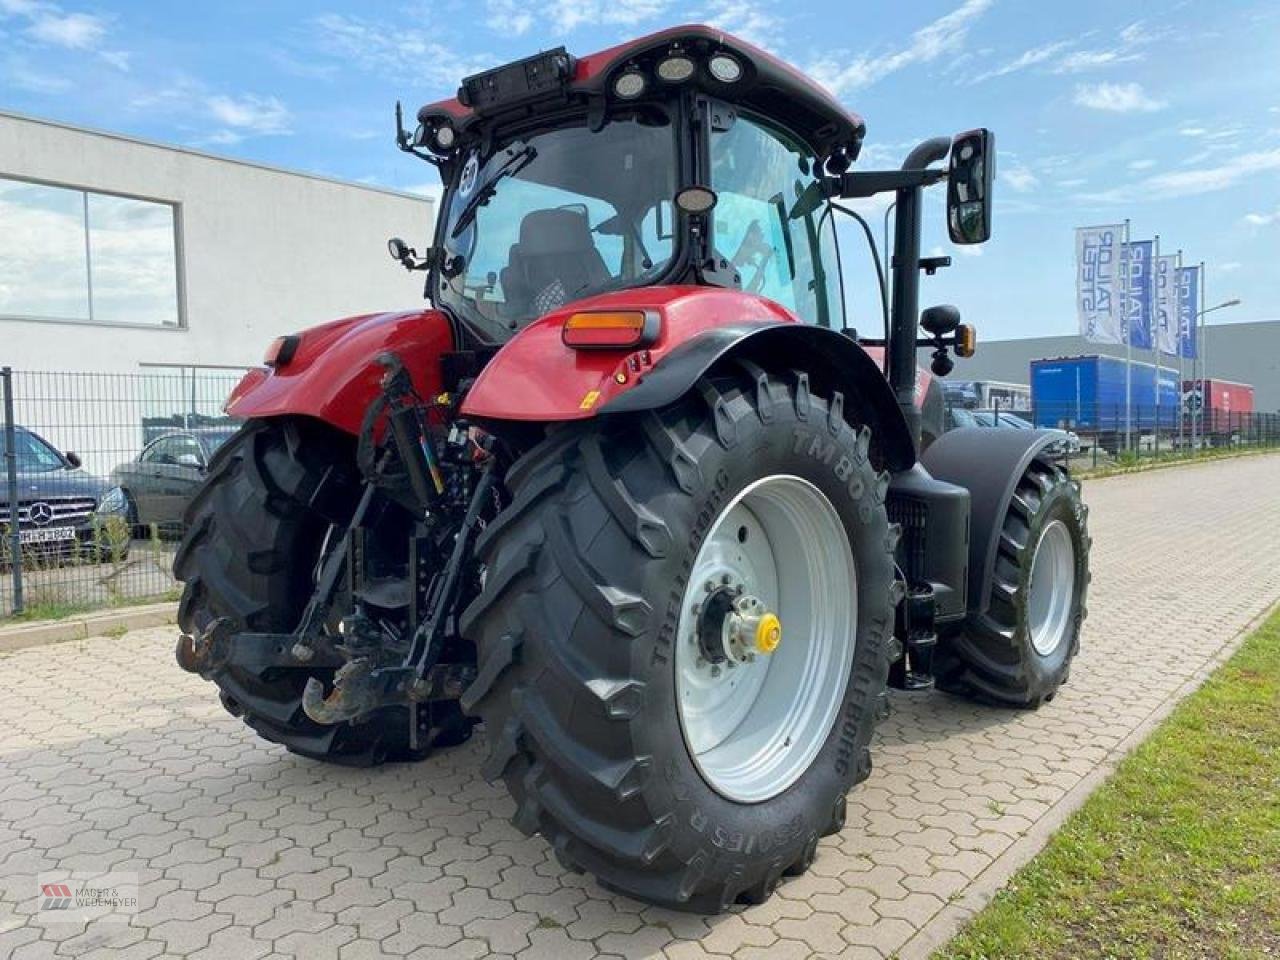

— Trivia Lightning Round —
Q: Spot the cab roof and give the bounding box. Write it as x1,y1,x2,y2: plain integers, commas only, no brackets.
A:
417,24,866,160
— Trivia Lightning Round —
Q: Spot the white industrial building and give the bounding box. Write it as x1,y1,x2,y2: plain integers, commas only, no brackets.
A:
0,110,434,373
0,111,435,473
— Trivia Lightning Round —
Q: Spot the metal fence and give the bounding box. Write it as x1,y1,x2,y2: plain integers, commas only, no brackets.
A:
942,395,1280,469
3,364,1278,621
1,366,246,619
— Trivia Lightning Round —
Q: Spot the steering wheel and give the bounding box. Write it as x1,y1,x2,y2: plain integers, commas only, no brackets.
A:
730,219,775,294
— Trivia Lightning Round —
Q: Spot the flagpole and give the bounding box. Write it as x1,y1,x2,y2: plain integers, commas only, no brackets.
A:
1176,249,1184,450
1124,218,1132,451
1200,261,1209,445
1152,233,1161,449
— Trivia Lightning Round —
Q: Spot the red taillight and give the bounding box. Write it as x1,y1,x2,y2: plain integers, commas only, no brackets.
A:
264,335,300,367
561,310,659,350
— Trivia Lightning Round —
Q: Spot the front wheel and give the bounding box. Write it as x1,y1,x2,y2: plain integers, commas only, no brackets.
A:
937,459,1090,706
460,368,897,911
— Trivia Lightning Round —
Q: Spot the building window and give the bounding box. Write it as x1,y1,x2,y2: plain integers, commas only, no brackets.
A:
0,176,182,327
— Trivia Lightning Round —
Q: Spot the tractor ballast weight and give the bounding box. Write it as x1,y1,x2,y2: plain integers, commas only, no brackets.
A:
174,23,1089,913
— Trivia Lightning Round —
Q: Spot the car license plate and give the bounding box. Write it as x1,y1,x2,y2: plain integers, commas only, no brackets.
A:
18,526,77,544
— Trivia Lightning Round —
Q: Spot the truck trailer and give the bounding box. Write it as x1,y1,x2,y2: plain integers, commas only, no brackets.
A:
1031,355,1180,433
1183,378,1255,436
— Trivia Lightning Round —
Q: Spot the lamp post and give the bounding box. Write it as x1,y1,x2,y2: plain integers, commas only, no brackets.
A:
1193,294,1242,446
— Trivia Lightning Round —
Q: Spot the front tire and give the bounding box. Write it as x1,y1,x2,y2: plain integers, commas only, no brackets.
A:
460,368,897,911
937,459,1090,706
174,418,471,765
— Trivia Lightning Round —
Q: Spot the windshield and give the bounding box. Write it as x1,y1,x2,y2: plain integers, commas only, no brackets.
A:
0,429,66,473
439,112,678,342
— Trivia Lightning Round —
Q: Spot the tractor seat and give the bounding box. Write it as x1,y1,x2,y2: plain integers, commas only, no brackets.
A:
501,208,610,318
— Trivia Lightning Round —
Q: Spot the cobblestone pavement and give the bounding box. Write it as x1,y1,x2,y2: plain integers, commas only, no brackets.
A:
2,453,1278,960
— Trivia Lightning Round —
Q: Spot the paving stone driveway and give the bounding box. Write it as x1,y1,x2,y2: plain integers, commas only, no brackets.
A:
2,453,1278,960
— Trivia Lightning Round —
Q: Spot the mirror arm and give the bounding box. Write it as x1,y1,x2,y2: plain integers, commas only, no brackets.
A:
827,167,947,199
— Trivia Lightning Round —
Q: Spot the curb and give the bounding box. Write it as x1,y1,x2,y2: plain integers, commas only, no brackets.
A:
0,601,178,654
895,598,1279,960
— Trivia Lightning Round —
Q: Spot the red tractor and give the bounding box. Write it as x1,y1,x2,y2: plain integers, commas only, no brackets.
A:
175,25,1089,912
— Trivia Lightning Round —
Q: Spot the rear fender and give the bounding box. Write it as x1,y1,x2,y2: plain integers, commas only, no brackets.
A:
224,310,454,436
605,324,916,471
920,427,1065,616
460,285,914,471
460,286,796,423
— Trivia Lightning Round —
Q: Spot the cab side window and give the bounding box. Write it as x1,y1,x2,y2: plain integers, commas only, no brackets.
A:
709,115,843,328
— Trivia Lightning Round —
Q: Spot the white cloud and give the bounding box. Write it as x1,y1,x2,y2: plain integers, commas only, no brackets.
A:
484,0,670,36
312,13,494,86
1073,81,1166,113
809,0,994,97
1001,165,1039,192
1053,20,1151,73
26,8,102,48
1128,158,1156,170
0,0,110,49
701,0,781,49
1218,261,1242,272
969,39,1071,83
1054,48,1141,73
206,94,291,135
1146,148,1280,197
98,48,130,71
1243,206,1280,227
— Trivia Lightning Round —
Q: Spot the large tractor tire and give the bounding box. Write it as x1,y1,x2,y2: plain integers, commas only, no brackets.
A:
460,367,898,911
937,459,1089,707
174,418,470,766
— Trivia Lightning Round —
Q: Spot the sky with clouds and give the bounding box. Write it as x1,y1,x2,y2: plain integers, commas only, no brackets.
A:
2,0,1278,340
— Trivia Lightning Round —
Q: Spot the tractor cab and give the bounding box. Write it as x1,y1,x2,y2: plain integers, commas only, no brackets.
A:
400,25,865,344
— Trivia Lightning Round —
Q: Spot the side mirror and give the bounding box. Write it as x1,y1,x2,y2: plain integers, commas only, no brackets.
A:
947,128,995,245
388,237,413,263
176,453,203,470
65,451,82,469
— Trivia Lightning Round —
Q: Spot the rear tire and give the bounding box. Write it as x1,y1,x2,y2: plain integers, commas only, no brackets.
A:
174,418,471,765
460,367,897,911
937,459,1090,707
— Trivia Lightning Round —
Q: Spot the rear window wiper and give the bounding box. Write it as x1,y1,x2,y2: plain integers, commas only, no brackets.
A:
450,143,538,239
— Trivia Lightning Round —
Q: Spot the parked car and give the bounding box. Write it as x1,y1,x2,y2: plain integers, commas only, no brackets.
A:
948,408,1082,456
109,427,238,534
0,426,129,562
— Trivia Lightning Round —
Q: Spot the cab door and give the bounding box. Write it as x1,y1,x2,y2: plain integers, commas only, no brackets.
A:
707,109,844,329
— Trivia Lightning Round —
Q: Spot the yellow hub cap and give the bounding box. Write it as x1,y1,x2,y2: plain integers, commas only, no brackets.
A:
755,613,782,654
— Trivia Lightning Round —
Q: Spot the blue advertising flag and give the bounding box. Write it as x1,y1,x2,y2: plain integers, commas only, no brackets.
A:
1122,240,1154,350
1176,265,1199,359
1156,255,1179,355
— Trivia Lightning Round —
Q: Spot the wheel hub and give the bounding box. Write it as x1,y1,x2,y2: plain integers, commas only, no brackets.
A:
695,587,782,668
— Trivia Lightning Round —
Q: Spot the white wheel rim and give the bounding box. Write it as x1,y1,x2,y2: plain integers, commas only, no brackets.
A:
1027,519,1075,657
675,475,856,804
